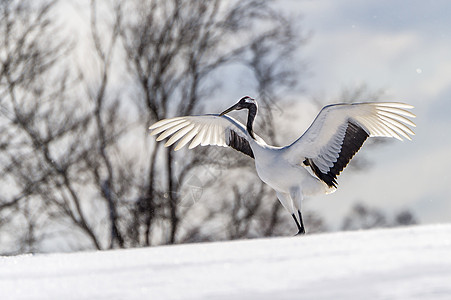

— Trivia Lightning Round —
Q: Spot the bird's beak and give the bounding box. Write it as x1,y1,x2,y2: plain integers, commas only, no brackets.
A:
219,103,240,116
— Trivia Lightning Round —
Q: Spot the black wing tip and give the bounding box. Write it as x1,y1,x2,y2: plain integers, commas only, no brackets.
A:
305,120,369,188
304,158,337,188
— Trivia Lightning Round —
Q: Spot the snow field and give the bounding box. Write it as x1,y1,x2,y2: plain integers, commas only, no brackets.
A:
1,224,451,300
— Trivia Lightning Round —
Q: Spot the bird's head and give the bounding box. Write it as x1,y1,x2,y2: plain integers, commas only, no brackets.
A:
219,96,256,116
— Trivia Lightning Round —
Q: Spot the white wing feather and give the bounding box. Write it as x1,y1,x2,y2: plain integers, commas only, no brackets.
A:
149,114,258,154
283,102,416,170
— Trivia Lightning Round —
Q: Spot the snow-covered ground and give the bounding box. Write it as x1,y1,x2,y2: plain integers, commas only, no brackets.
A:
1,224,451,300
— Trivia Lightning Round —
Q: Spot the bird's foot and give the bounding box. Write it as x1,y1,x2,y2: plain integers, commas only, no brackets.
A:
294,228,305,236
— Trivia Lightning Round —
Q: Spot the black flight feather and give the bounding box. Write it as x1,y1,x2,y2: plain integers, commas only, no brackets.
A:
304,120,369,188
227,130,254,159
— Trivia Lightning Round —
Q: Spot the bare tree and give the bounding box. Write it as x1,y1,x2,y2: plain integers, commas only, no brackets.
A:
0,0,101,253
394,210,417,226
341,202,417,231
0,0,324,254
341,203,389,231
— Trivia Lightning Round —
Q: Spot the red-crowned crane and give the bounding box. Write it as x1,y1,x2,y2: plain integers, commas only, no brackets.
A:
149,96,416,235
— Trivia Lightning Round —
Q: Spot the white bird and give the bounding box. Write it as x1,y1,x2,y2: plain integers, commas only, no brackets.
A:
149,96,416,235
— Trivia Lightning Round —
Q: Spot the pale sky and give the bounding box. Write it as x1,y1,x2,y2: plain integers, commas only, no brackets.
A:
274,0,451,227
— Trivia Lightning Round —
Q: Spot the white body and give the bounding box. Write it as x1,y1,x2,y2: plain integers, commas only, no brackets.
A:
252,142,330,214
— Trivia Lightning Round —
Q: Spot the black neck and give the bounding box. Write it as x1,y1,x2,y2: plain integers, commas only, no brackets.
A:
246,104,257,140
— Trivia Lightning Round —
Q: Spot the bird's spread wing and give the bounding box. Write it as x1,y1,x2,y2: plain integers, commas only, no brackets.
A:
283,102,416,188
149,114,256,158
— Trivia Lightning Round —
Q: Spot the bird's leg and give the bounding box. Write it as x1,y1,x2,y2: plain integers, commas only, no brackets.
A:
297,210,305,235
289,186,305,236
291,213,303,235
